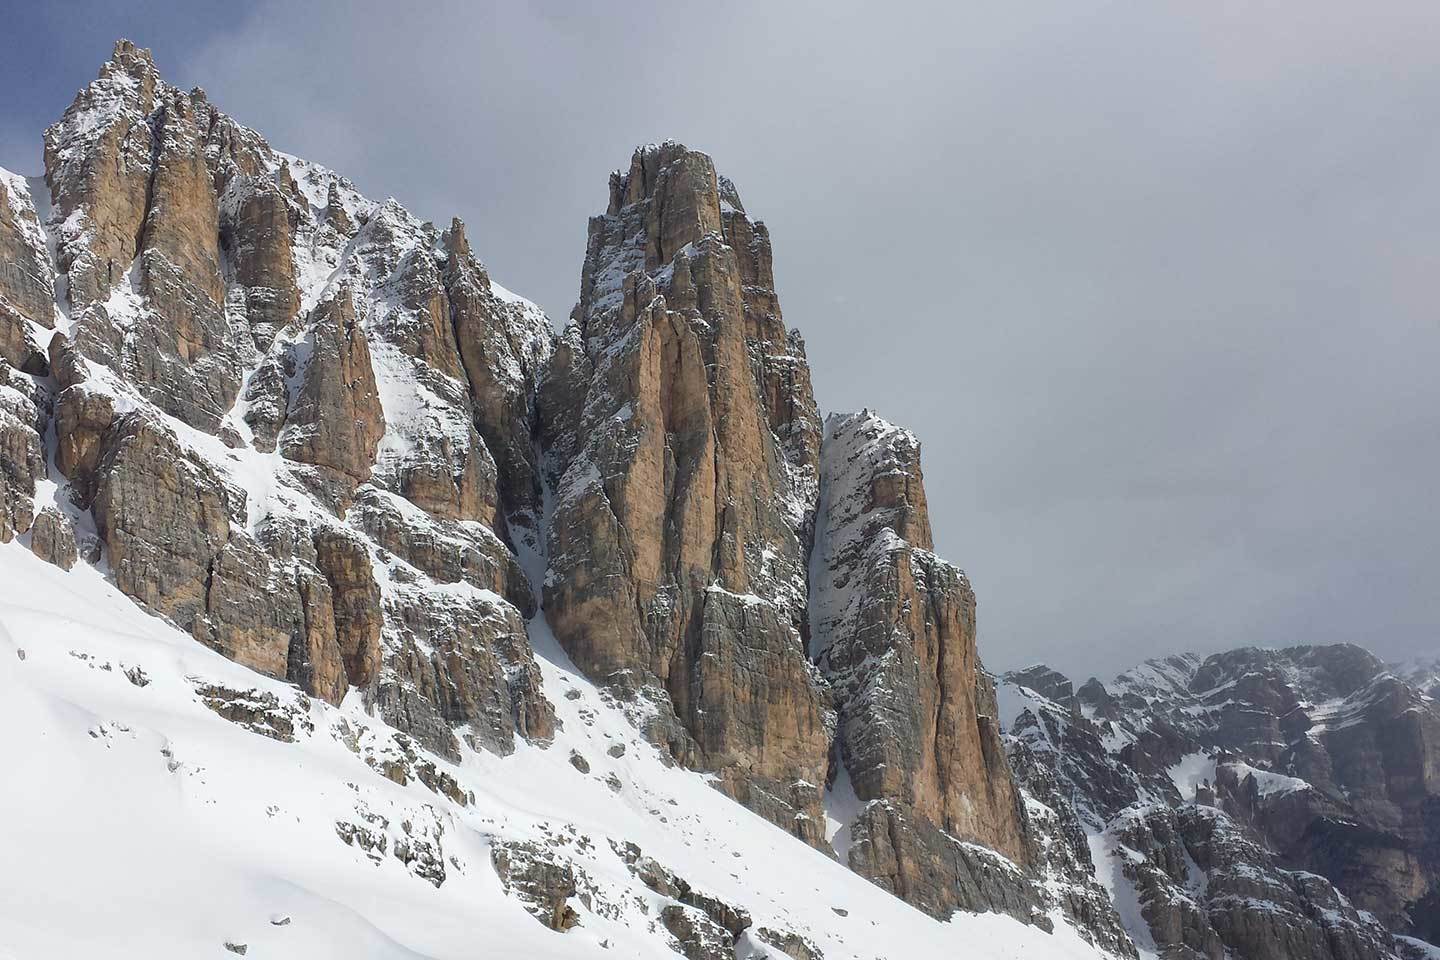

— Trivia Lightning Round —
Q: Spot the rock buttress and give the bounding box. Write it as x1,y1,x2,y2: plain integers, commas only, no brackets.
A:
538,142,830,844
813,410,1030,913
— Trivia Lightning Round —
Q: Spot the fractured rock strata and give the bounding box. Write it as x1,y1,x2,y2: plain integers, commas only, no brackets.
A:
538,142,831,844
813,410,1029,911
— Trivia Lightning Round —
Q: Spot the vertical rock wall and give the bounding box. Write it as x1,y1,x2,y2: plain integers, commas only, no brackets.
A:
812,411,1030,910
538,143,832,844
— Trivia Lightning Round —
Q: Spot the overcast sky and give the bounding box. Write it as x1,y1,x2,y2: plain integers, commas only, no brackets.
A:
4,1,1437,680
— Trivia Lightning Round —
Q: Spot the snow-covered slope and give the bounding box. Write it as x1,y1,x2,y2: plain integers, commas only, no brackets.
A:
0,539,1111,959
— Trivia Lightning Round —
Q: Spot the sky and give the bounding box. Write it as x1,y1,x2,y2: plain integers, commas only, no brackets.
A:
3,0,1437,680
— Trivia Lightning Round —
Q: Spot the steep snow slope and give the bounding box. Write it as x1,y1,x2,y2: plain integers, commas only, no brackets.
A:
0,540,1112,959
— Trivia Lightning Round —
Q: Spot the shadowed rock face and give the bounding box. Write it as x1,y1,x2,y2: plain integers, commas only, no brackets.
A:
538,142,832,844
1109,803,1397,960
1003,643,1440,952
443,218,553,528
0,169,56,373
813,411,1030,909
0,367,44,544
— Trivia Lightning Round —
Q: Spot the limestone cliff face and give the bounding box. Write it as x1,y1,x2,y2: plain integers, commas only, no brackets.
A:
278,287,385,487
442,218,553,530
1004,644,1440,954
538,142,831,843
0,43,1208,945
532,144,1034,908
0,170,55,373
813,411,1029,908
45,42,247,433
5,41,555,761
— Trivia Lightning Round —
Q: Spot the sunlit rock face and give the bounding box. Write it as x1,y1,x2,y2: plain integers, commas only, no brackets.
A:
538,142,831,845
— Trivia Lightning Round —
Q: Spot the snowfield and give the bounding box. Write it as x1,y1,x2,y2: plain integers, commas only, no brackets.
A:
0,541,1111,959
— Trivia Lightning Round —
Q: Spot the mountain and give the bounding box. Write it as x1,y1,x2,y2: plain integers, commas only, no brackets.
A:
999,645,1440,959
0,40,1432,960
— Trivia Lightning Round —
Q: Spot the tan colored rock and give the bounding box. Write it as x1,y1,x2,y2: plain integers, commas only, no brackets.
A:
814,411,1029,885
393,429,499,524
351,486,533,615
335,203,506,527
220,176,299,348
292,569,348,705
280,288,384,484
847,801,1048,925
313,525,383,686
540,143,829,842
88,412,354,703
0,303,48,378
26,44,562,758
52,384,115,504
92,412,234,628
29,507,78,571
46,46,248,432
719,183,821,520
44,40,159,311
373,582,555,760
139,88,224,316
199,533,306,682
491,842,582,931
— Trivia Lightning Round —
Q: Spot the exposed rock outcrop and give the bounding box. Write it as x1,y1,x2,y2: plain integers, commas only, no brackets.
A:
0,369,43,544
279,287,385,489
1001,644,1440,952
538,142,830,842
813,411,1030,911
21,41,558,753
846,799,1047,925
218,174,299,348
1106,802,1397,960
0,169,55,373
491,841,582,931
14,41,1433,960
28,507,78,570
443,218,552,526
373,578,554,761
46,42,249,432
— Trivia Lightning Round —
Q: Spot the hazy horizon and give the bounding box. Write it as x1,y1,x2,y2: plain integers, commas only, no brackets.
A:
4,1,1436,680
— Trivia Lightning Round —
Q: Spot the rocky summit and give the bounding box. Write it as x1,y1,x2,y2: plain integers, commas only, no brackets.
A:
0,40,1434,960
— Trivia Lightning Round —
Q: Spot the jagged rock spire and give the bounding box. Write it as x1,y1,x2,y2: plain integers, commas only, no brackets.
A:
813,410,1029,915
539,141,830,843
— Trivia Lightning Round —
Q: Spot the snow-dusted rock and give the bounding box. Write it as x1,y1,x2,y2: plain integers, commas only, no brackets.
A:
537,141,831,844
1001,642,1440,951
813,410,1030,914
21,40,558,742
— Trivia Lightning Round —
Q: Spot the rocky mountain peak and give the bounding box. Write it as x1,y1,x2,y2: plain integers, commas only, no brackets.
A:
1,40,1435,960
